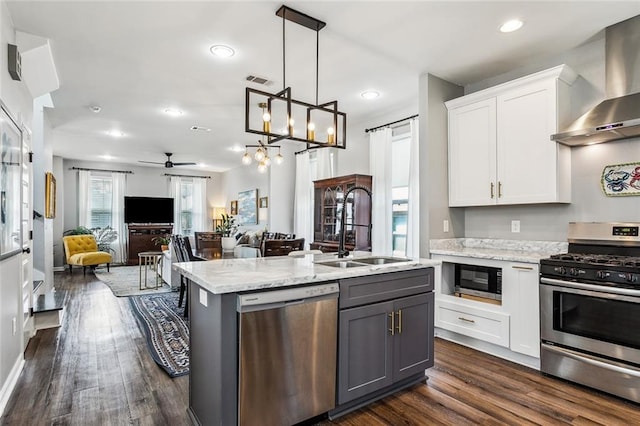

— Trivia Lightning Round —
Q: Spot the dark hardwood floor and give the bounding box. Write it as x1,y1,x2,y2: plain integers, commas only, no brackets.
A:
2,271,639,425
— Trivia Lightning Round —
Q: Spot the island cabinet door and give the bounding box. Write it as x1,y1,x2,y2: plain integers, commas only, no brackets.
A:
392,292,435,382
337,300,395,405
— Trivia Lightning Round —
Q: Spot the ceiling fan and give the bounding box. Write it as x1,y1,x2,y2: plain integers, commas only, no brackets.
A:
139,152,197,168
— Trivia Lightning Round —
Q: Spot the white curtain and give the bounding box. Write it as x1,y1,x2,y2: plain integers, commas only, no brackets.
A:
169,176,182,234
111,172,127,263
369,128,393,255
192,177,208,232
294,151,313,249
406,119,420,259
316,148,334,180
78,170,90,227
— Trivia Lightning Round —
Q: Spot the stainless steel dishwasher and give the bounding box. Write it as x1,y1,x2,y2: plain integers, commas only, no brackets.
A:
237,283,339,426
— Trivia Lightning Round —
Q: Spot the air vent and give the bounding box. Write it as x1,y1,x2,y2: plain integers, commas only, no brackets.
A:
191,125,211,132
246,75,271,85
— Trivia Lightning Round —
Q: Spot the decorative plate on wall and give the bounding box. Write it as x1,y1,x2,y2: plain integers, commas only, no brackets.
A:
601,162,640,196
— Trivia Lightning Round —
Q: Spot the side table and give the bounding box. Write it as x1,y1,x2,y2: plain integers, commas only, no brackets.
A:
138,251,163,290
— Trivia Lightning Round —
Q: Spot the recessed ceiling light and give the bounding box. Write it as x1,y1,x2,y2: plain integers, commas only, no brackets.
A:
210,44,235,58
229,145,245,153
100,154,114,160
361,90,380,100
89,105,101,113
105,130,125,138
500,19,524,33
164,108,183,117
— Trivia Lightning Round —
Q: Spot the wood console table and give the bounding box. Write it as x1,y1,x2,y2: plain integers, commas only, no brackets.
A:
127,224,173,265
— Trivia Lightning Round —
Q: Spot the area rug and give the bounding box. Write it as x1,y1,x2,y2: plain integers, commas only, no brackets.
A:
95,265,173,297
129,291,189,377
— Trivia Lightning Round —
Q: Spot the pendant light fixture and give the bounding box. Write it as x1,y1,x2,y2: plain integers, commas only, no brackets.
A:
241,140,284,173
245,5,347,150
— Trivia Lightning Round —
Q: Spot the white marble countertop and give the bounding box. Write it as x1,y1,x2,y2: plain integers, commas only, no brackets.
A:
430,238,567,263
173,253,440,294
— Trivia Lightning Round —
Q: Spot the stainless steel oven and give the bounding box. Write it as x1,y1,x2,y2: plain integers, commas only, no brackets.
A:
540,222,640,403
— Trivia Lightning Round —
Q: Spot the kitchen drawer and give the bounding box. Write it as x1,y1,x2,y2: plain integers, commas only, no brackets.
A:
436,299,509,347
339,268,433,309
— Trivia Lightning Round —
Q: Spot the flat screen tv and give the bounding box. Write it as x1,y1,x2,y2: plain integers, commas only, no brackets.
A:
124,196,174,224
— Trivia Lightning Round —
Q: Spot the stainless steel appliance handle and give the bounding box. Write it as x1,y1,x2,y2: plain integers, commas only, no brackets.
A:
540,277,640,297
543,344,640,378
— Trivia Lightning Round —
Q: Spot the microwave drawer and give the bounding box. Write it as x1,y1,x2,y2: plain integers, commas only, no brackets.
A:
436,299,510,347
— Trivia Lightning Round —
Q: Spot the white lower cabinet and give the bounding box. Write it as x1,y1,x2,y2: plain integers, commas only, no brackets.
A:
437,298,509,347
502,263,540,357
433,254,541,360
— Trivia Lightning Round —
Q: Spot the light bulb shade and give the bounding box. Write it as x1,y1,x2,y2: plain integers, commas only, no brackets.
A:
242,152,252,165
257,162,267,173
275,153,284,165
254,147,265,162
264,156,271,166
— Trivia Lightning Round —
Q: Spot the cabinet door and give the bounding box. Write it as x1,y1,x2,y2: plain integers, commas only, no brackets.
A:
448,98,497,206
502,263,540,357
337,300,394,404
496,80,560,204
393,293,434,381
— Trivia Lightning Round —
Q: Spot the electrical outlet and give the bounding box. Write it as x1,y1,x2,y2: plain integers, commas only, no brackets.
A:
12,317,16,335
443,219,449,233
511,220,521,233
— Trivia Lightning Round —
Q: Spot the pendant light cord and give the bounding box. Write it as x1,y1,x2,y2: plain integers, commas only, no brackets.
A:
315,30,319,105
282,14,286,90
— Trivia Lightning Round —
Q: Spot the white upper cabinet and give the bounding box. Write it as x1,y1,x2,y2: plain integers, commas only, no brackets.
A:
446,65,577,207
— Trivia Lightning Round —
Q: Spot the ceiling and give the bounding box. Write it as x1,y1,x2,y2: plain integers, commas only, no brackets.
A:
6,1,640,172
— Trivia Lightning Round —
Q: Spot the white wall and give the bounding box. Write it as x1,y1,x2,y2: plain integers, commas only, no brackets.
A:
0,0,39,415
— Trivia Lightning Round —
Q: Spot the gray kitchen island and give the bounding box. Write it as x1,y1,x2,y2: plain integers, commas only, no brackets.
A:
174,253,439,426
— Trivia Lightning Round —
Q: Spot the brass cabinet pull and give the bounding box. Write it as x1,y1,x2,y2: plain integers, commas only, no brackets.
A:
388,312,395,336
512,265,534,271
396,309,403,334
458,317,475,324
498,181,502,198
490,182,495,199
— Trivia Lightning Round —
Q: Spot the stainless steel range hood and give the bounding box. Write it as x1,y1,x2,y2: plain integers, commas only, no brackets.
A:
552,15,640,146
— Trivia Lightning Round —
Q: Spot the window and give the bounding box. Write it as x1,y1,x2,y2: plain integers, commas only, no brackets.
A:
179,179,194,235
392,186,408,256
89,174,112,228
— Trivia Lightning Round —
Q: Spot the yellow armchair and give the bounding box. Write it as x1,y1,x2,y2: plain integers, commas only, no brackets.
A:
62,235,112,276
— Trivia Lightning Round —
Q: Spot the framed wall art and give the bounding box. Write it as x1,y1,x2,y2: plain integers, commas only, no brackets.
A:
238,189,258,225
45,172,56,218
601,162,640,197
0,102,23,259
230,200,238,215
259,196,268,208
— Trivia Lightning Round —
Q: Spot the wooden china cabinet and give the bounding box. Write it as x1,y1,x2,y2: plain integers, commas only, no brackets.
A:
310,174,372,253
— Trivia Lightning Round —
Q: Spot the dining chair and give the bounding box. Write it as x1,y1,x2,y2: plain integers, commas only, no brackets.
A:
263,238,305,257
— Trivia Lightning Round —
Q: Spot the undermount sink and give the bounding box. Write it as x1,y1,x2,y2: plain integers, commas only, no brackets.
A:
315,260,367,268
315,256,412,268
352,256,411,265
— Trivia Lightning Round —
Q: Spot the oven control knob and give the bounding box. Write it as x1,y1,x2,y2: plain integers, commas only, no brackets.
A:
569,268,579,276
597,270,609,279
624,273,637,283
554,266,566,275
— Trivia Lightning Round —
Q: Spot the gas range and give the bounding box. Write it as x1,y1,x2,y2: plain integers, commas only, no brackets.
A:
540,222,640,404
540,222,640,287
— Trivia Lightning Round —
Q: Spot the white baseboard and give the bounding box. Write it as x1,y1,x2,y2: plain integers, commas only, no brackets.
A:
53,266,66,272
0,354,25,417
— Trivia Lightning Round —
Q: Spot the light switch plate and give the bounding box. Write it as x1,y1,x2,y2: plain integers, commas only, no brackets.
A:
443,219,449,233
511,220,521,233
